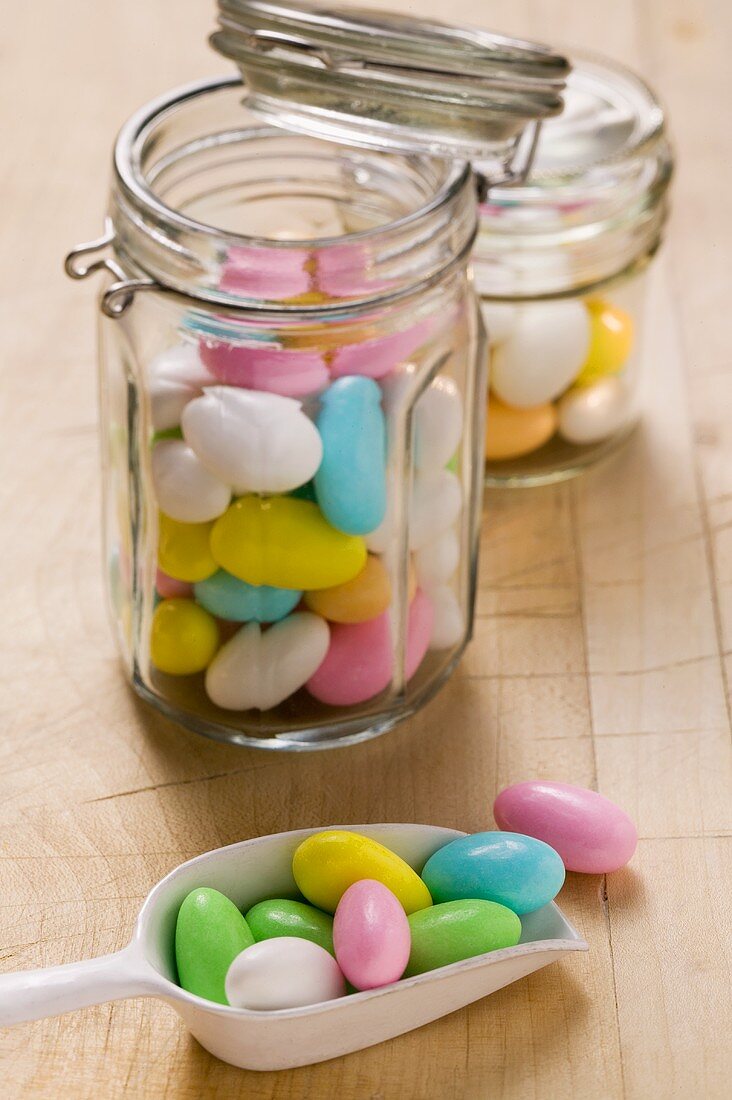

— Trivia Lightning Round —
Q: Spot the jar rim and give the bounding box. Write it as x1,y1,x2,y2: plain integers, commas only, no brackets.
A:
508,52,666,182
112,76,471,250
109,76,477,311
472,51,673,298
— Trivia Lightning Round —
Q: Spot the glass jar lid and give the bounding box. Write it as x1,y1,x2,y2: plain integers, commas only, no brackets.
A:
210,0,570,169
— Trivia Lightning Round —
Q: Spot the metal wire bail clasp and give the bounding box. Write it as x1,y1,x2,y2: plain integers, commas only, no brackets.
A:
473,119,544,203
64,219,151,318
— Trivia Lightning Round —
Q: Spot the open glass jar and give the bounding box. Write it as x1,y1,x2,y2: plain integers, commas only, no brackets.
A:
477,53,673,485
66,4,567,749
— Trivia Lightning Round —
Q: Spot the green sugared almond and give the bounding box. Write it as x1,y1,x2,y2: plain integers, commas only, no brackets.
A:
405,899,521,977
245,898,335,955
175,887,253,1004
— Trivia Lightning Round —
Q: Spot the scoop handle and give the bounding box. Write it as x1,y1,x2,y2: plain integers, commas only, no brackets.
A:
0,947,157,1026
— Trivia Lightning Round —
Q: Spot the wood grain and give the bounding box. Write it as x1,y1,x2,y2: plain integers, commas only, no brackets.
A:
1,0,730,1096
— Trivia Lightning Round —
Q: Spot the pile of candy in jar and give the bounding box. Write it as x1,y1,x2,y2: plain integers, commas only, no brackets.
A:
147,297,465,712
174,781,637,1009
483,295,635,462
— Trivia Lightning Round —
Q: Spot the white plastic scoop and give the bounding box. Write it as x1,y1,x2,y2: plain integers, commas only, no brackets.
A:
0,824,587,1070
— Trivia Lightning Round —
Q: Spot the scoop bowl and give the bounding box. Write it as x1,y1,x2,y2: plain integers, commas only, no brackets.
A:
0,824,587,1070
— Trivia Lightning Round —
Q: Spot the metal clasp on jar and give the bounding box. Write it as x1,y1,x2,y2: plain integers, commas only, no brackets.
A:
64,218,158,318
473,119,544,203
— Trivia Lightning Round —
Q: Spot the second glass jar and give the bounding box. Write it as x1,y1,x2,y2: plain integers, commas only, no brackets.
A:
476,53,673,486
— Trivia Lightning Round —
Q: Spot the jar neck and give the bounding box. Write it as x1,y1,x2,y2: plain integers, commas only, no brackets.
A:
110,77,477,313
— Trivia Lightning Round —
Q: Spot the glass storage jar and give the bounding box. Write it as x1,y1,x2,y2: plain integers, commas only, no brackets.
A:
476,53,673,486
66,5,567,749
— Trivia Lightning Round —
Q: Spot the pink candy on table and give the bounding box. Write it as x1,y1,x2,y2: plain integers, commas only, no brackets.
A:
199,342,329,398
306,589,434,706
155,567,193,600
493,780,638,874
333,879,411,991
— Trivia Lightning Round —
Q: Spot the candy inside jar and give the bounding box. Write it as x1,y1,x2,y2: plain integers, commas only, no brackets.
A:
483,291,640,470
476,53,673,486
147,298,469,721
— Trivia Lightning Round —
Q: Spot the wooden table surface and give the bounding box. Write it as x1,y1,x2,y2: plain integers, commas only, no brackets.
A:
1,1,731,1096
